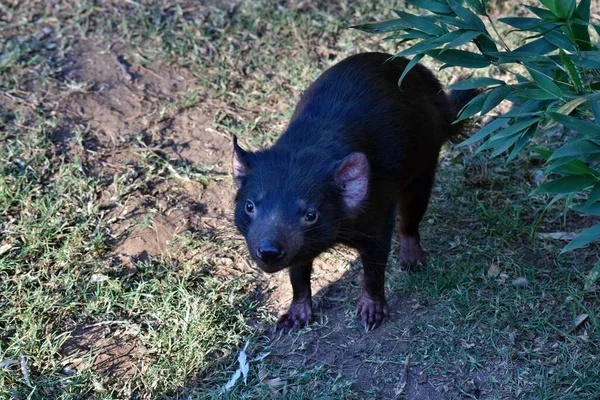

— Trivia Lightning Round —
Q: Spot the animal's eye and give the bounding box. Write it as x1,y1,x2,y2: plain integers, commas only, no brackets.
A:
245,200,255,214
305,210,318,224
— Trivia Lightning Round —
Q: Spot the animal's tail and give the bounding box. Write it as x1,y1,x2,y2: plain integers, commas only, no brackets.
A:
446,88,480,143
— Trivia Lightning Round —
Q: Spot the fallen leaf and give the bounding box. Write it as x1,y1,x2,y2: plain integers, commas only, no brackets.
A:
0,243,13,255
264,377,285,387
574,313,589,329
221,340,250,393
487,264,501,277
538,232,577,241
222,369,241,392
239,341,249,384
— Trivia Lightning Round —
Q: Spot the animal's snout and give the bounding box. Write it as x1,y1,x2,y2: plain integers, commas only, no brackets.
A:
256,240,285,265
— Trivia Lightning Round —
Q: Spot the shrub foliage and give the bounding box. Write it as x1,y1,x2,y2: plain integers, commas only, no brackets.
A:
355,0,600,287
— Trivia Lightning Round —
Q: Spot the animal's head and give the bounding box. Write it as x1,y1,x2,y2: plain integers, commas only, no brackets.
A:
231,136,369,273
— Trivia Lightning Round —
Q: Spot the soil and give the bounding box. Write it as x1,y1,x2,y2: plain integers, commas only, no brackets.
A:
55,38,238,383
62,324,149,379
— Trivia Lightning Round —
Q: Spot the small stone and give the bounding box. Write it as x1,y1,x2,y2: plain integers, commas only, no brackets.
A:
532,170,545,185
90,274,110,283
512,277,529,287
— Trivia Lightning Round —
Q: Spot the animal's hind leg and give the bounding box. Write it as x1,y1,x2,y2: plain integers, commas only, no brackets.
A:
397,168,437,267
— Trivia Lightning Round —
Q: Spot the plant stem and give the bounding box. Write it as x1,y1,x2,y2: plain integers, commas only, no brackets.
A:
486,13,511,52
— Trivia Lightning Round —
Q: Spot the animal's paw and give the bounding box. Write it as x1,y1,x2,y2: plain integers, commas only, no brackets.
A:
277,299,314,333
355,293,388,331
399,234,427,268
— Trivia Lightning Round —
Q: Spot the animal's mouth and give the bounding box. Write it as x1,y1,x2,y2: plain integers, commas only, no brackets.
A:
251,249,297,273
254,259,289,274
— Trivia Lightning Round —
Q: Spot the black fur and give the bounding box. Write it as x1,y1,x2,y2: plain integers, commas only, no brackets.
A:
232,52,477,331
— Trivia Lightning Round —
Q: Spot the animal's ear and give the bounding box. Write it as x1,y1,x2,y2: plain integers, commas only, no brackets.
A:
334,153,370,211
232,135,251,189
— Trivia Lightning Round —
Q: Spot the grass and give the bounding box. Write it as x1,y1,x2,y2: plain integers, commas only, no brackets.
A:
1,0,599,399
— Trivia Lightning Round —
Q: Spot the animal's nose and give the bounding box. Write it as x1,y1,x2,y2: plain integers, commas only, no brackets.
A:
256,240,285,265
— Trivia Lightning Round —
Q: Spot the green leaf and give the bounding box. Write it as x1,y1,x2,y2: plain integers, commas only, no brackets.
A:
447,0,487,31
384,31,432,40
561,223,600,253
543,30,577,52
526,5,558,20
486,51,551,63
405,0,452,14
393,11,445,35
505,100,544,117
398,54,424,88
498,17,544,30
456,118,506,147
539,0,558,16
590,97,600,121
435,15,477,29
444,30,482,49
548,139,600,160
512,38,557,55
506,128,534,163
447,77,505,90
473,34,498,53
548,112,600,138
584,259,600,290
513,85,563,100
575,0,591,22
551,51,600,69
572,202,600,216
454,89,489,122
431,29,469,44
526,67,563,99
493,118,541,140
464,0,487,15
396,38,444,57
586,182,600,205
478,119,539,151
560,49,586,93
424,49,490,68
546,157,597,176
352,19,411,34
555,0,575,19
489,133,523,157
572,23,592,51
480,85,511,115
533,174,597,195
477,131,517,153
533,147,553,160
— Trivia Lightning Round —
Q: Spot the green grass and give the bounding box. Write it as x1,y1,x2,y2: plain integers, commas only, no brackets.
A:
1,0,599,399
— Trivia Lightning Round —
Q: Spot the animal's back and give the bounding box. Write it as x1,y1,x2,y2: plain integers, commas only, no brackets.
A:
276,52,454,179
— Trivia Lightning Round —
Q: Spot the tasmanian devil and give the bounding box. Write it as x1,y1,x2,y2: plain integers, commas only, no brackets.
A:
232,52,477,332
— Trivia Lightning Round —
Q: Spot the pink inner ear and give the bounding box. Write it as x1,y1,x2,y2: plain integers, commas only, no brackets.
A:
335,153,369,211
232,150,249,189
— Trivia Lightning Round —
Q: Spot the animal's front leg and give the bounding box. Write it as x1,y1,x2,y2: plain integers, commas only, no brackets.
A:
277,262,313,332
355,215,394,331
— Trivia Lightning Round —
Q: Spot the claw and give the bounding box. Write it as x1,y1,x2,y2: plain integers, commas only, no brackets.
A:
355,293,388,331
276,299,313,333
400,234,427,267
